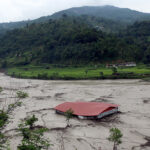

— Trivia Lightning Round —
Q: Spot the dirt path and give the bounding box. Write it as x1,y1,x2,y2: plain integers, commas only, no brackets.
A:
0,73,150,150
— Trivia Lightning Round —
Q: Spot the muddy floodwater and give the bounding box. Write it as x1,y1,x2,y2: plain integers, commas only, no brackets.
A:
0,73,150,150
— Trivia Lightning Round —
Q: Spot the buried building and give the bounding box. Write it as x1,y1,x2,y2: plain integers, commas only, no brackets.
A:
54,102,118,119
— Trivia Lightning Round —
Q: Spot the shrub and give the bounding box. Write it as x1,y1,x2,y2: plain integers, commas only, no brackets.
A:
0,110,8,149
7,102,22,113
18,115,50,150
0,102,22,149
0,110,8,128
142,77,150,82
37,73,48,79
17,91,28,99
50,72,59,79
85,69,88,75
0,132,6,150
112,67,118,75
99,72,104,79
65,109,74,127
25,115,38,129
0,87,3,93
11,72,16,77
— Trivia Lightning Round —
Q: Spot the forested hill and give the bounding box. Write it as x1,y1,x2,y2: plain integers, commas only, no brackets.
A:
0,17,150,67
0,5,150,36
0,17,120,65
123,21,150,63
0,15,124,37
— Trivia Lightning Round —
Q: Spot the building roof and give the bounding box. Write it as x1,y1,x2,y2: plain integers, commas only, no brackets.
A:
54,102,118,116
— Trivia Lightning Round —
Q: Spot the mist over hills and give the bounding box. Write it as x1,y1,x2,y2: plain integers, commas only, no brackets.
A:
51,5,150,23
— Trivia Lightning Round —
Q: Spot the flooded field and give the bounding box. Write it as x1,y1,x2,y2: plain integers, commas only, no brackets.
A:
0,73,150,150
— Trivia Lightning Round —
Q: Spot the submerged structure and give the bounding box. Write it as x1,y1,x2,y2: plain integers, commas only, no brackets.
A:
54,102,118,119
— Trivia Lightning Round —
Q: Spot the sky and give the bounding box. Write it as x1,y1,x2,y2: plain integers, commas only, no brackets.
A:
0,0,150,23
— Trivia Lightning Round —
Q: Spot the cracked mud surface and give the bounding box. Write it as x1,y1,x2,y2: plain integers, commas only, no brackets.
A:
0,73,150,150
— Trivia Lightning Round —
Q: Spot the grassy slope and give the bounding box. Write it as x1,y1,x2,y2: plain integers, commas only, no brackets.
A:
6,65,150,80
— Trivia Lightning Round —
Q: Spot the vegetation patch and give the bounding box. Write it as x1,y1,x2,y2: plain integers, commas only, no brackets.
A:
7,102,22,113
0,110,8,129
142,77,150,82
65,109,74,127
108,128,123,150
0,86,23,149
0,110,8,149
16,91,28,99
0,87,2,93
6,65,150,80
17,115,50,150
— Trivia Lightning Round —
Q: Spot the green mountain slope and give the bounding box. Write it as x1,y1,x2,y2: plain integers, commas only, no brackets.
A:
0,17,122,66
0,17,150,67
123,21,150,63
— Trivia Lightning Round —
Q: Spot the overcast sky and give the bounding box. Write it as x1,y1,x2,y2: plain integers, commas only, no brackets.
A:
0,0,150,23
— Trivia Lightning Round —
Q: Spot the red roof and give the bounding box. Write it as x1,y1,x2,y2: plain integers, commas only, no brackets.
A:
54,102,118,116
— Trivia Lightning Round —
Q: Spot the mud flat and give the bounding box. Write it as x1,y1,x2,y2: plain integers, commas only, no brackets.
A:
0,73,150,150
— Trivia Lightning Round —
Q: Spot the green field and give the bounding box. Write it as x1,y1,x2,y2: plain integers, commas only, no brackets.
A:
6,64,150,80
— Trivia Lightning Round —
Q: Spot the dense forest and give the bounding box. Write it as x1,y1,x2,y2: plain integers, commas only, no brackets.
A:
121,21,150,63
0,7,150,67
0,16,121,65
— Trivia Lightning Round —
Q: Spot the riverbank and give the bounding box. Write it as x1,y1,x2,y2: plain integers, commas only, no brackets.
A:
6,64,150,80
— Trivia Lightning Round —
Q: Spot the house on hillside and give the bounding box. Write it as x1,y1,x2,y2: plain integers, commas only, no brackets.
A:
106,62,136,68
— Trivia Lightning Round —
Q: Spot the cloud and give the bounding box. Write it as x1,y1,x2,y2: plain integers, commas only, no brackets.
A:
0,0,149,23
0,0,22,22
109,0,150,13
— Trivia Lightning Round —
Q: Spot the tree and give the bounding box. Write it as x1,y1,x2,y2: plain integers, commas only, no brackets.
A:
1,60,7,68
85,69,88,75
99,72,104,78
64,109,74,127
18,115,50,150
108,128,123,150
112,67,118,75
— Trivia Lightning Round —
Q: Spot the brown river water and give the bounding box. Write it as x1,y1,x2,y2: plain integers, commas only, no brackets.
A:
0,73,150,150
